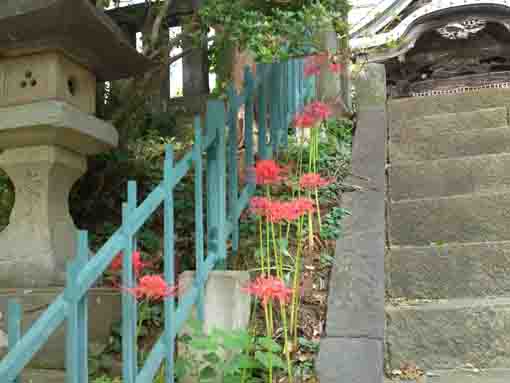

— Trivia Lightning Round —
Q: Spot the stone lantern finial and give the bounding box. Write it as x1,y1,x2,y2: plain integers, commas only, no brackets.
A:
0,0,153,287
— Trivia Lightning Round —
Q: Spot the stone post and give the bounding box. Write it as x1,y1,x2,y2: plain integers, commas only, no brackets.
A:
0,0,152,370
318,64,386,383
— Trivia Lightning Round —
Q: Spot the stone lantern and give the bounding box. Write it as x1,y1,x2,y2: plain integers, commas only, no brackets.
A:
0,0,152,288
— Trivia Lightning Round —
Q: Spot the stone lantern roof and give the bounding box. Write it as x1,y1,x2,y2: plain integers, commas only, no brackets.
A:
0,0,153,80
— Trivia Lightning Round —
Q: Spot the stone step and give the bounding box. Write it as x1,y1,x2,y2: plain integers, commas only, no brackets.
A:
388,88,510,122
385,297,510,371
391,106,508,141
385,369,510,383
389,153,510,201
389,191,510,246
390,126,510,162
22,369,65,383
387,242,510,299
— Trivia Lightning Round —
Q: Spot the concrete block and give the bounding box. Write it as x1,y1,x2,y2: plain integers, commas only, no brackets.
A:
179,271,251,333
386,297,510,370
385,369,510,383
387,242,510,299
389,191,510,246
318,337,384,383
389,153,510,201
0,288,121,370
390,126,510,162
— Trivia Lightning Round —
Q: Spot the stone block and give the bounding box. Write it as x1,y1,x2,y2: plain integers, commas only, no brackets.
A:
385,369,510,383
390,126,510,162
385,297,510,370
389,191,510,246
389,153,510,201
0,288,121,370
388,89,510,122
0,52,96,114
387,242,510,299
390,107,507,142
318,337,384,383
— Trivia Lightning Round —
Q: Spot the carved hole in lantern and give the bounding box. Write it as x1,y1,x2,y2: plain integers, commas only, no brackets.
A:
67,77,77,96
30,79,37,87
20,81,27,88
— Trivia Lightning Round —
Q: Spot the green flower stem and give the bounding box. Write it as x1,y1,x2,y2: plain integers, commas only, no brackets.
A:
290,216,303,338
259,217,266,276
268,302,274,383
280,301,293,383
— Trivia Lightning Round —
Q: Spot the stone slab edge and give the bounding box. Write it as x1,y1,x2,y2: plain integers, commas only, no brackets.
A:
318,63,387,383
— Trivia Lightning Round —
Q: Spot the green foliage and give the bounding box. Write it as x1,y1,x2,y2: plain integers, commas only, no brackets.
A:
176,319,285,382
91,376,121,383
0,170,13,231
198,0,350,64
320,206,350,240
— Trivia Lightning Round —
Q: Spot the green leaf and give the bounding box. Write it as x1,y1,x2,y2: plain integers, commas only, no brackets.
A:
199,366,217,381
204,352,221,364
257,337,282,352
174,358,191,379
254,351,286,370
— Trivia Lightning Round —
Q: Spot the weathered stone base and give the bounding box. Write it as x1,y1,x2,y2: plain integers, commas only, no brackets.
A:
0,146,86,287
0,288,121,370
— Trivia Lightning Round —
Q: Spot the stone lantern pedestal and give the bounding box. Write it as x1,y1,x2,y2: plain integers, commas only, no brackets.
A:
0,0,152,372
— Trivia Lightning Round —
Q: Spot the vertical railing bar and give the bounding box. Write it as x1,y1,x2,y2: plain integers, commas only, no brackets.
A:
243,66,255,196
257,64,269,159
122,180,138,383
282,61,289,148
194,116,205,322
163,145,176,383
66,230,89,383
227,86,240,255
7,299,21,383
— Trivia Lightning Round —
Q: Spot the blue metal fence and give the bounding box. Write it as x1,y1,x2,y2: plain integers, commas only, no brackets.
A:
0,59,315,383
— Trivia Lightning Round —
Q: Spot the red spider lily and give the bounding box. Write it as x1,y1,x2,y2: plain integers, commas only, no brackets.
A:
242,276,293,306
125,275,179,301
329,62,343,73
304,63,321,77
291,198,315,217
299,173,332,189
260,198,315,223
251,159,286,185
304,101,333,120
294,112,318,128
249,196,272,217
110,251,146,276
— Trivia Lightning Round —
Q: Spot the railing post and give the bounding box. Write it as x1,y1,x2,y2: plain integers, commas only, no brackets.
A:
282,61,289,148
257,64,270,159
270,63,280,155
163,145,176,383
194,116,206,322
7,299,21,383
243,66,256,196
206,100,227,268
227,87,240,255
122,182,138,383
66,230,89,383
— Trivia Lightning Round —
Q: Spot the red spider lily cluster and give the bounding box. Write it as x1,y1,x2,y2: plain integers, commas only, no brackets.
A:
250,159,287,185
299,173,332,190
110,251,147,276
242,276,293,306
304,53,344,78
293,101,332,128
125,275,179,301
249,196,315,223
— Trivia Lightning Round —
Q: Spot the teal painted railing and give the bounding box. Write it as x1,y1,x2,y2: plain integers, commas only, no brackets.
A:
0,59,315,383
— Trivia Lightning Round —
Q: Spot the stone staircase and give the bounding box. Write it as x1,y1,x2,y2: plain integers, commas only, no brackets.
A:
386,89,510,382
